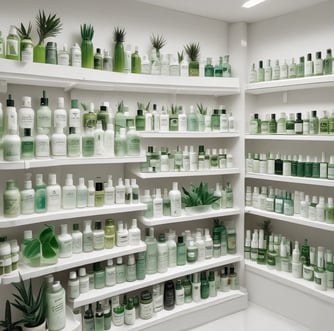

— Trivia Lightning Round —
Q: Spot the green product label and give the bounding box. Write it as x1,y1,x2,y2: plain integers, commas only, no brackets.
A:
82,137,95,157
21,141,34,154
169,117,178,131
320,121,329,133
4,196,20,216
127,136,140,155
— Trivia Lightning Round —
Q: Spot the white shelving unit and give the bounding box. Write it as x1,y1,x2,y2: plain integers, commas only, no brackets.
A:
245,207,334,231
246,172,334,187
245,134,334,141
140,208,240,226
140,132,240,138
133,168,240,179
0,203,147,228
0,242,146,284
71,254,242,308
245,260,334,303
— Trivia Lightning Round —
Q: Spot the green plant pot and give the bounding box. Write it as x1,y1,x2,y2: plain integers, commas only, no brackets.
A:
185,205,212,215
188,60,199,76
169,114,178,131
33,44,45,63
114,42,125,72
81,40,94,69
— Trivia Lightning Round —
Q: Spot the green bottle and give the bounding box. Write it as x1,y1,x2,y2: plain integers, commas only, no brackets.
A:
288,58,297,78
329,111,334,134
200,271,209,299
323,49,333,75
83,103,97,130
176,236,186,266
319,110,329,135
204,57,214,77
257,60,264,82
84,304,94,331
21,128,34,159
187,105,199,131
94,48,103,70
295,113,303,135
3,180,20,217
260,114,269,134
0,31,5,58
182,276,192,303
6,26,20,60
286,113,295,134
269,113,277,134
96,105,109,130
131,46,141,73
214,56,223,77
67,127,81,157
136,252,146,280
135,109,145,131
95,302,104,331
126,126,140,156
145,228,158,274
211,109,220,131
35,174,47,213
249,113,261,134
114,103,126,133
114,128,127,156
297,56,305,78
222,55,231,77
82,128,95,157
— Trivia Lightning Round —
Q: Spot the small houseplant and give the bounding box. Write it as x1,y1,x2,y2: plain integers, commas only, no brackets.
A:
184,42,200,76
182,182,220,214
150,34,166,60
23,224,59,266
34,10,62,63
80,23,94,68
113,26,126,72
196,103,208,131
0,300,22,331
11,274,47,330
16,22,33,62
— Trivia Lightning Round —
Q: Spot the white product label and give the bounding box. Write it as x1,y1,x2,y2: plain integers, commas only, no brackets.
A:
140,302,153,319
170,195,181,217
105,268,116,286
7,39,18,56
124,309,135,325
295,123,303,133
326,270,334,288
104,190,115,205
72,235,82,253
35,138,50,157
117,233,129,247
69,109,81,128
68,281,80,299
126,264,136,281
19,113,34,129
59,239,72,257
87,191,95,207
21,45,33,63
305,62,313,76
116,188,125,204
79,278,89,294
71,52,82,67
58,53,69,66
51,137,66,156
153,200,163,217
175,289,184,305
47,189,61,211
21,192,35,214
153,294,163,312
158,249,168,272
93,234,104,250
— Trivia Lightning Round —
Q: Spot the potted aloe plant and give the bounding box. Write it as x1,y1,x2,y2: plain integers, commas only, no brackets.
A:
113,26,126,72
34,10,62,63
196,103,208,132
80,23,94,68
182,182,220,215
23,225,59,267
184,42,200,76
11,275,47,331
16,22,33,62
150,34,166,60
0,300,22,331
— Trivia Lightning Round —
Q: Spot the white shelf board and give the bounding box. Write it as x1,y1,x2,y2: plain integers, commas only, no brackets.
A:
245,260,334,303
140,132,240,138
140,208,240,226
244,134,334,141
0,242,146,285
108,289,247,331
0,58,240,96
71,254,242,308
134,168,240,179
246,74,334,94
245,207,334,231
0,155,145,170
246,172,334,187
0,203,146,228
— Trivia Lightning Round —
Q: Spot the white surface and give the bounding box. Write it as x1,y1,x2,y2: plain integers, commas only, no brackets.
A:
140,132,240,138
192,301,312,331
135,0,326,23
244,134,334,141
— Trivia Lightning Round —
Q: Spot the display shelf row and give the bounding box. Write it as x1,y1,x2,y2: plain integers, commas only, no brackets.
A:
245,260,334,303
245,207,334,231
133,168,240,179
245,134,334,141
70,254,242,308
139,132,240,138
0,242,147,285
140,208,241,226
0,203,147,228
246,173,334,187
107,289,247,331
0,59,240,96
246,74,334,95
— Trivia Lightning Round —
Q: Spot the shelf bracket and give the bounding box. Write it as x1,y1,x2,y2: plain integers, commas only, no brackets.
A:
0,80,8,93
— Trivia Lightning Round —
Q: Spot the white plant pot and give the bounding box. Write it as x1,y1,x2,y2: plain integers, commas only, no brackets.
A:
22,321,46,331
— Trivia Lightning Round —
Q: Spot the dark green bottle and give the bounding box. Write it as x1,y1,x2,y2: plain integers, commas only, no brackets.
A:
97,105,109,131
269,113,277,134
200,271,209,299
211,109,220,131
135,109,145,131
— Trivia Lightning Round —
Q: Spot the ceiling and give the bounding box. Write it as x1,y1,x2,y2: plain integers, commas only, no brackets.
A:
135,0,328,23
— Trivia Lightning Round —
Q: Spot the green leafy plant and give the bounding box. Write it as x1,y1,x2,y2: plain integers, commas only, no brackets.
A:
137,101,151,111
169,104,178,115
35,10,62,45
197,103,208,115
150,34,167,52
117,100,125,113
23,225,59,263
177,51,184,63
182,182,220,207
16,22,33,40
11,274,47,328
184,42,200,62
0,300,22,331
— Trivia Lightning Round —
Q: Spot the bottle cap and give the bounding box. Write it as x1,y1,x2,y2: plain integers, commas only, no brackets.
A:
159,233,166,243
48,173,57,185
22,96,31,108
71,99,78,108
128,254,135,265
95,221,102,230
40,90,48,106
117,256,123,264
79,267,87,277
6,94,14,107
178,236,184,244
69,271,77,280
107,259,113,266
60,224,68,235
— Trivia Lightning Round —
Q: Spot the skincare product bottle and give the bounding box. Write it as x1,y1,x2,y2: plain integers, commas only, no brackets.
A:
6,26,20,60
280,59,288,79
105,259,116,287
51,124,67,157
104,219,116,249
93,221,105,250
62,174,76,209
18,96,34,137
34,128,50,158
78,267,89,293
136,251,146,280
167,231,177,267
36,90,51,135
192,272,201,302
46,281,66,331
76,177,88,208
94,120,104,156
115,178,125,204
83,220,93,252
53,97,67,130
58,224,72,258
175,279,185,305
116,257,126,284
94,177,105,207
164,280,175,310
116,221,129,247
67,271,80,300
143,189,153,218
297,56,305,77
67,127,81,157
103,122,115,157
314,246,326,290
3,180,20,217
157,233,168,273
94,262,105,289
124,178,132,204
104,177,115,206
264,59,272,81
35,174,47,213
145,227,158,274
20,174,35,215
249,63,257,82
314,51,323,75
169,182,182,217
153,188,163,218
177,235,187,266
126,254,137,282
129,218,141,246
292,241,302,278
46,174,61,212
71,224,82,254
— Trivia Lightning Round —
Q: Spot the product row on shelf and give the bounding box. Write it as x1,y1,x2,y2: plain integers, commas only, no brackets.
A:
140,145,233,174
77,265,239,330
249,110,334,135
246,151,334,180
246,185,334,224
245,229,334,291
249,48,334,83
0,221,236,282
1,16,233,78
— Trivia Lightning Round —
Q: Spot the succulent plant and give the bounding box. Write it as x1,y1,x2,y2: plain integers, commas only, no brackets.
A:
114,26,126,43
184,42,200,62
80,23,94,41
16,22,32,40
150,34,167,51
182,182,220,207
197,103,208,115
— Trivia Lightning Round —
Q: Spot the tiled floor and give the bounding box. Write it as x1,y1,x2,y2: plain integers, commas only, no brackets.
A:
192,302,312,331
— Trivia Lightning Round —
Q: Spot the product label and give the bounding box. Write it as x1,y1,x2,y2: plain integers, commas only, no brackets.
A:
79,278,89,293
140,302,153,319
35,139,50,157
21,192,35,214
93,234,104,250
105,268,116,286
69,110,81,128
7,39,18,56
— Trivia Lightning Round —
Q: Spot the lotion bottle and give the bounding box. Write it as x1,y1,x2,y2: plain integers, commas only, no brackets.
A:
3,128,20,161
83,220,93,252
5,94,17,134
20,173,35,215
145,227,158,274
76,177,88,208
18,96,34,137
53,97,67,130
46,281,66,331
157,233,168,273
36,90,51,135
169,182,182,217
116,221,129,247
35,128,50,158
20,128,34,160
71,224,83,254
58,224,72,258
67,127,81,157
129,218,141,245
51,124,67,157
46,174,61,212
62,174,76,209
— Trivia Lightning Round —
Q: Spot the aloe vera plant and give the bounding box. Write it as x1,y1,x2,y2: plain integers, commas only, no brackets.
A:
182,182,220,207
0,300,22,331
184,42,200,76
113,26,126,72
80,24,94,68
150,33,166,59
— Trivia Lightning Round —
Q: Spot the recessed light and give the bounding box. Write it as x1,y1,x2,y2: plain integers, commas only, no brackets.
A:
242,0,268,9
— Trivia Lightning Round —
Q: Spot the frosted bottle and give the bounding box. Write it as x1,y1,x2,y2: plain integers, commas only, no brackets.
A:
145,227,158,274
129,219,141,245
67,127,81,157
104,177,115,205
94,120,104,156
46,174,61,212
76,177,88,208
53,97,67,130
83,220,93,252
68,99,81,131
169,182,182,217
3,180,20,217
104,122,115,157
20,176,35,215
157,233,168,273
51,124,67,157
167,232,177,267
58,224,72,258
71,224,83,254
35,129,50,158
36,91,52,135
46,281,66,331
3,129,20,161
18,96,34,137
62,174,76,209
153,188,163,218
5,94,17,134
105,259,116,286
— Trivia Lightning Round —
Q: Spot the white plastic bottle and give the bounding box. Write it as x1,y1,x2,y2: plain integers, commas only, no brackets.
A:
204,228,213,259
5,94,17,134
18,96,34,137
115,178,125,204
153,188,163,218
68,99,81,131
51,124,67,157
87,180,95,208
105,259,116,287
35,128,50,158
126,254,136,282
124,178,132,204
62,174,76,209
78,267,89,293
71,43,82,67
104,176,115,205
3,128,20,161
53,97,67,130
195,231,205,262
104,122,115,157
46,281,66,331
67,271,80,300
167,232,177,267
169,182,182,217
71,224,83,254
83,220,93,253
94,120,104,156
157,233,168,273
292,241,302,278
58,224,72,258
20,174,35,215
159,106,169,131
117,221,129,247
46,174,61,212
129,219,141,246
76,177,88,208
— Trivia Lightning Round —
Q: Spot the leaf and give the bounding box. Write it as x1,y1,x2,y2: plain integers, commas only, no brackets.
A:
39,225,53,243
49,235,59,250
23,239,40,258
41,242,57,259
